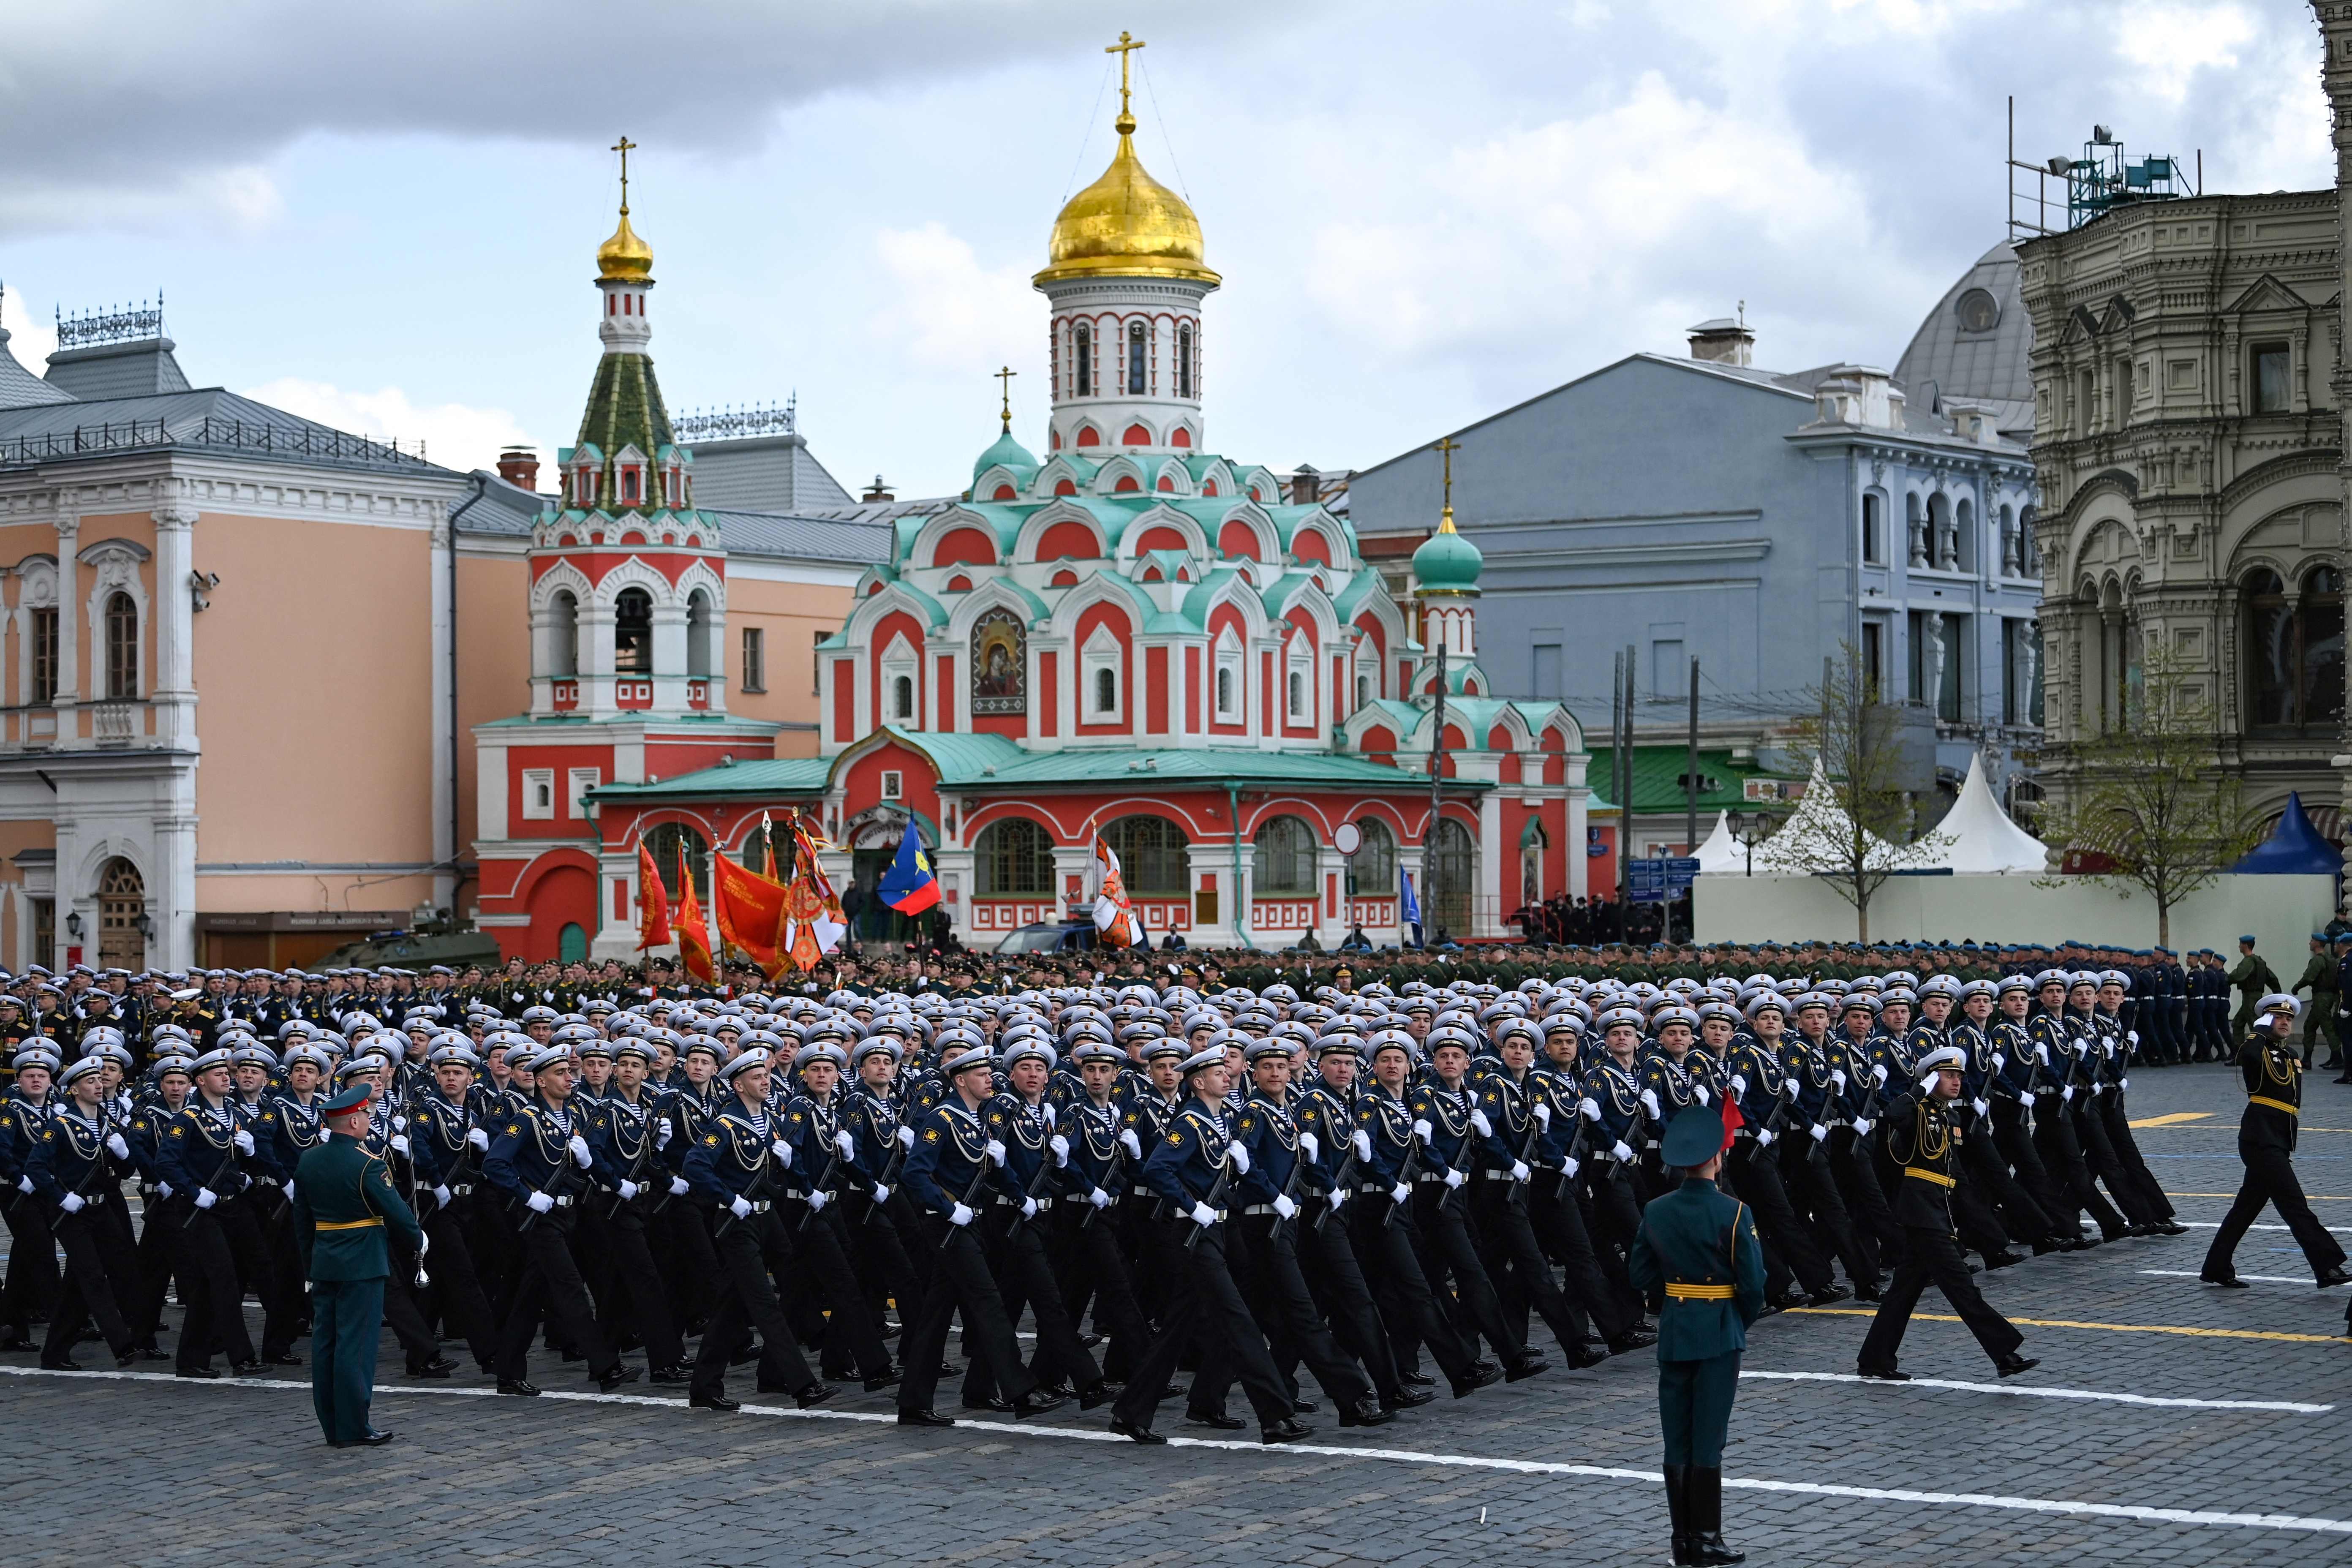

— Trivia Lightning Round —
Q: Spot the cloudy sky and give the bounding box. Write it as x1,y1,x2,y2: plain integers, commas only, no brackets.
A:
0,0,2326,498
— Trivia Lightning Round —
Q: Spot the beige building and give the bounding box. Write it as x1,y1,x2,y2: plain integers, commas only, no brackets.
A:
0,289,863,972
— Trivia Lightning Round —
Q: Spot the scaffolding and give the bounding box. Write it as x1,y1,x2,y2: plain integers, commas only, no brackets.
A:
2008,99,2198,240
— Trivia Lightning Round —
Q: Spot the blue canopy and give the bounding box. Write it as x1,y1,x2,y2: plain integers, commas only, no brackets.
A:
2230,792,2344,875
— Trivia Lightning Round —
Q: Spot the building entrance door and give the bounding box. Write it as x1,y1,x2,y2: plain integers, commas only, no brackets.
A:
97,858,146,970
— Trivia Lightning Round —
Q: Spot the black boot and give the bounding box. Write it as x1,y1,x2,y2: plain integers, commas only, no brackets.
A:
1690,1467,1744,1564
1664,1462,1694,1565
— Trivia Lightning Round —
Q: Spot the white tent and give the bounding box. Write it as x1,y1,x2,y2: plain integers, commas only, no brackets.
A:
1752,759,1900,873
1691,811,1745,874
1924,754,2049,874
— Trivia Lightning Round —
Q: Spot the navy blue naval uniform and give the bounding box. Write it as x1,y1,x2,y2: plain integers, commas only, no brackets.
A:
896,1088,1042,1416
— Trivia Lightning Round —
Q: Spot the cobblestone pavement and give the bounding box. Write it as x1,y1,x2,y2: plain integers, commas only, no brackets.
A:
5,1062,2349,1566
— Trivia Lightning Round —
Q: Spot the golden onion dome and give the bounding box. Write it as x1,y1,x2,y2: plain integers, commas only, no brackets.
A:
1036,111,1218,289
596,207,653,282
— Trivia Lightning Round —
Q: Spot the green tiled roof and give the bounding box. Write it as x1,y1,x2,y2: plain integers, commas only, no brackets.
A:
573,351,678,512
588,757,832,801
1587,745,1772,812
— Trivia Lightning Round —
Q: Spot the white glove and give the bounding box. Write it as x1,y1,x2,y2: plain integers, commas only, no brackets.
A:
527,1190,555,1214
872,1183,892,1205
1695,1086,1712,1105
1810,1124,1829,1143
392,1135,411,1157
1756,1128,1775,1148
1580,1097,1602,1120
1730,1075,1748,1097
1510,1160,1530,1182
1639,1089,1661,1119
1041,1102,1056,1128
1299,1131,1319,1160
1971,1099,1990,1118
1271,1193,1297,1219
1088,1187,1110,1209
1830,1070,1847,1090
729,1195,752,1219
1533,1101,1551,1128
2037,1044,2052,1066
59,1192,84,1214
1188,1200,1217,1227
656,1119,674,1149
1330,1186,1349,1209
1228,1143,1251,1175
1853,1118,1873,1136
568,1135,592,1168
284,1181,297,1203
1412,1119,1433,1144
949,1202,975,1227
468,1127,490,1150
1611,1140,1636,1162
771,1139,794,1168
2127,1030,2140,1046
808,1190,830,1212
834,1129,855,1160
2120,1076,2130,1092
1562,1156,1581,1178
2061,1085,2074,1103
392,1115,408,1132
985,1138,1006,1167
1390,1182,1410,1204
897,1124,917,1149
157,1181,174,1198
1443,1167,1465,1189
193,1188,218,1210
233,1127,256,1154
1918,1074,1939,1095
434,1184,453,1206
618,1180,641,1201
1871,1064,1889,1086
1049,1133,1070,1167
106,1132,130,1160
1352,1129,1373,1160
1119,1127,1143,1159
669,1176,689,1196
1470,1108,1493,1137
1991,1053,2006,1073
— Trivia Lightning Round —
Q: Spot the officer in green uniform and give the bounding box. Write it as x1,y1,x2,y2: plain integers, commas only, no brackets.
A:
291,1083,421,1448
1628,1105,1765,1566
2292,934,2341,1070
2229,936,2280,1041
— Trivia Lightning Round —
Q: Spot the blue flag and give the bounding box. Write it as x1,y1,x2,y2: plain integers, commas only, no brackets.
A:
1401,870,1422,946
878,825,939,914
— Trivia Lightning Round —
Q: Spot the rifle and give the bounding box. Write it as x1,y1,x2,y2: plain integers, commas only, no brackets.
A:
1382,1114,1423,1230
1269,1124,1312,1241
1503,1078,1546,1210
796,1117,849,1235
514,1111,591,1234
1076,1108,1125,1233
1184,1147,1236,1253
1552,1102,1597,1202
935,1131,998,1253
1004,1110,1062,1240
68,1096,123,1208
713,1126,779,1240
1313,1130,1361,1235
599,1099,663,1220
861,1110,911,1228
174,1107,251,1229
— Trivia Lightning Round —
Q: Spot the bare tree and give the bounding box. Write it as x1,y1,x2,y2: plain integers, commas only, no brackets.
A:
1757,645,1946,942
2035,648,2261,948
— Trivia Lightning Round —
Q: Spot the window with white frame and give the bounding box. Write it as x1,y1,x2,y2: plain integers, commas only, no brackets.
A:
1081,621,1124,723
1214,633,1244,722
521,768,556,820
880,633,919,727
566,767,601,820
1286,640,1312,722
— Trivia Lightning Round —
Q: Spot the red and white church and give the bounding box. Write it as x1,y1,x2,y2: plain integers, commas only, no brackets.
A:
477,68,1594,958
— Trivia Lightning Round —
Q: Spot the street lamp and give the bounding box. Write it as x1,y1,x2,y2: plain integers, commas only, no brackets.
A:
1727,811,1774,877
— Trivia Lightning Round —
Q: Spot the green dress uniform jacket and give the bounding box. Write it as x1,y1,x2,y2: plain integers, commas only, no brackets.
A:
292,1134,421,1279
1628,1176,1765,1359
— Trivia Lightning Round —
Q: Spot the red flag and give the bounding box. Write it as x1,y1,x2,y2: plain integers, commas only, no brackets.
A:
713,848,789,978
674,845,716,984
1718,1089,1745,1154
635,841,672,951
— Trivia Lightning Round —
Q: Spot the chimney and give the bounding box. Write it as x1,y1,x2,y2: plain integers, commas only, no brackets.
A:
1686,315,1756,368
863,473,895,503
496,446,540,491
1289,464,1320,506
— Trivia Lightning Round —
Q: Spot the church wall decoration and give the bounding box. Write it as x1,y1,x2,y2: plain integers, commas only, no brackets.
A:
972,608,1027,715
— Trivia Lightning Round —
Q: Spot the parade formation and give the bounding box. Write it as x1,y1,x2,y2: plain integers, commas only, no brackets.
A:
3,936,2332,1559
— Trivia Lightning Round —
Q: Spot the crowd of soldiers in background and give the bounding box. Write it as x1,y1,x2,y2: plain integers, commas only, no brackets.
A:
0,931,2216,1445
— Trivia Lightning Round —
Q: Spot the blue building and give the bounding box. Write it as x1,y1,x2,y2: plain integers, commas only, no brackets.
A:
1349,296,2043,848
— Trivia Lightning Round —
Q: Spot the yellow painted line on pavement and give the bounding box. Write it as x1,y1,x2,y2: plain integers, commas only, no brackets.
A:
2130,1112,2213,1128
1786,1308,2346,1344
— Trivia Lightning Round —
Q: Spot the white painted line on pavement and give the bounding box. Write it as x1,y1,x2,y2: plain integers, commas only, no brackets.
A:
3,1364,2348,1534
2178,1221,2352,1234
2141,1269,2326,1288
1737,1367,2330,1413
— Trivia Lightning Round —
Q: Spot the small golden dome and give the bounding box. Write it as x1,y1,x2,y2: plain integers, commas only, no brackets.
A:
1036,114,1218,289
597,207,653,282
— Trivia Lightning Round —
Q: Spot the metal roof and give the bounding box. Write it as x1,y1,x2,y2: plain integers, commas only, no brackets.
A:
1892,240,2034,438
1587,745,1773,812
0,329,73,410
704,508,900,566
0,386,449,476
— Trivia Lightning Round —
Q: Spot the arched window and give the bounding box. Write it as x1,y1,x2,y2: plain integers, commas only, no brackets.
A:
1252,815,1318,896
1216,665,1236,719
1356,672,1371,708
1128,320,1148,396
1178,322,1194,399
686,588,714,678
1861,492,1885,566
893,674,914,721
641,822,710,900
1287,669,1305,719
1520,820,1549,907
1927,493,1954,569
975,817,1054,896
1102,814,1189,896
2249,566,2345,731
103,591,138,700
614,588,653,674
1094,666,1116,714
1074,323,1092,398
1345,817,1396,898
550,590,579,677
1429,818,1474,937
